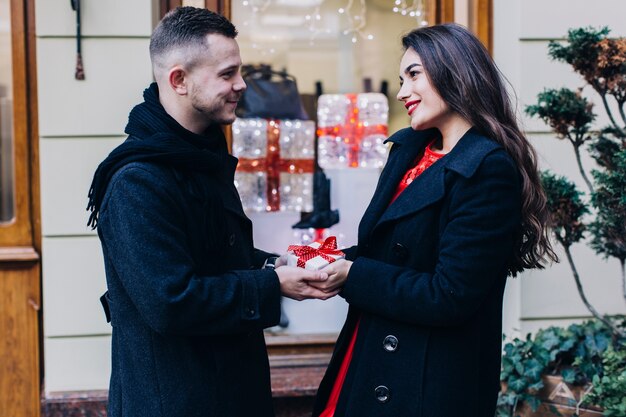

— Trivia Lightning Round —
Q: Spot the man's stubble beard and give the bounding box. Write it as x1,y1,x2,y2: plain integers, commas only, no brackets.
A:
191,96,234,125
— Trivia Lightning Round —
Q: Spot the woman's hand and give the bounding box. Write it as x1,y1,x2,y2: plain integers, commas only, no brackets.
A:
311,259,353,293
275,266,339,301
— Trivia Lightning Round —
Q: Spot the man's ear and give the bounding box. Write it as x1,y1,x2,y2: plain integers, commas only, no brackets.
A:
168,66,188,96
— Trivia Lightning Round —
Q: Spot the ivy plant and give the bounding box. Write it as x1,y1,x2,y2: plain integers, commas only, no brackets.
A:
497,318,625,417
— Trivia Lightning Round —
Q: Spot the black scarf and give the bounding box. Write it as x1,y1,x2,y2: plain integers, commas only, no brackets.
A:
86,83,230,229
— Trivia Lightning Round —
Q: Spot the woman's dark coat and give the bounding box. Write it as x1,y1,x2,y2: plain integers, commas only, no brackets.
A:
98,139,280,417
313,127,521,417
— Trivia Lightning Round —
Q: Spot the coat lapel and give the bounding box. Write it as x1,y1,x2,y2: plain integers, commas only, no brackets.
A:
377,156,446,226
358,128,434,242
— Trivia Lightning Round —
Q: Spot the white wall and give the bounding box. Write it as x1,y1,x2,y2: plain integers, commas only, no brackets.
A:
37,0,155,393
494,0,626,339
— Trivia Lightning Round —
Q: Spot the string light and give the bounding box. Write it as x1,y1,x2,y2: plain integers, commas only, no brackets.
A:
392,0,429,26
240,0,376,45
339,0,374,42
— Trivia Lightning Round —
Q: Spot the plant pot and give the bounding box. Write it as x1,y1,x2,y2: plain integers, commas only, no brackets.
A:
514,375,603,417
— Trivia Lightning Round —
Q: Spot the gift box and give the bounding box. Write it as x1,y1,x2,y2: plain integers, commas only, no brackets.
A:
286,236,345,271
233,118,315,212
317,93,390,169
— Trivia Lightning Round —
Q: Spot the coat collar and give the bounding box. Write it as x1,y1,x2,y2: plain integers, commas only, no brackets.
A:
359,127,503,240
385,127,501,179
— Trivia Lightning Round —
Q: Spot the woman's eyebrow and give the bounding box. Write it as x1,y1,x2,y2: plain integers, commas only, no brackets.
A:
404,63,422,74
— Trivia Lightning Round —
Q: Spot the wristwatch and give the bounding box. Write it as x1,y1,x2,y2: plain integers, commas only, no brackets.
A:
262,256,279,270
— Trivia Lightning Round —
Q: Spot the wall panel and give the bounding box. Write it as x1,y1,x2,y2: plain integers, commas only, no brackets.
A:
36,0,153,37
42,237,109,337
40,137,124,236
44,336,111,393
37,38,152,137
520,0,626,39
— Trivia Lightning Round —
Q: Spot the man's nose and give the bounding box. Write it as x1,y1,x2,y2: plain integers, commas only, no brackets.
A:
234,74,246,92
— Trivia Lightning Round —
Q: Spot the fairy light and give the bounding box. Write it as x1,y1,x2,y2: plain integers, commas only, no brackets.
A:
306,4,325,44
392,0,429,26
240,0,376,47
338,0,374,42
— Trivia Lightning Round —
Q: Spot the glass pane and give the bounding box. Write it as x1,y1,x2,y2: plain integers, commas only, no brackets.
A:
233,0,430,133
0,0,14,224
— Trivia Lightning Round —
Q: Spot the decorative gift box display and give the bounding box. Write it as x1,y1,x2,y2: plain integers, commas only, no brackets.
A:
287,236,345,271
317,93,390,169
232,118,315,212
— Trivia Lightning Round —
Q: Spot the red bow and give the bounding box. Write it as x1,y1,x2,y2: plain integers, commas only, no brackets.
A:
287,236,345,269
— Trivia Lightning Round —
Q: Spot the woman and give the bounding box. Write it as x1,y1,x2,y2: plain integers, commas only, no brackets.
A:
312,23,557,417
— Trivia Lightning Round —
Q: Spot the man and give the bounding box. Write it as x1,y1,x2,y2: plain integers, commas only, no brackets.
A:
86,7,336,417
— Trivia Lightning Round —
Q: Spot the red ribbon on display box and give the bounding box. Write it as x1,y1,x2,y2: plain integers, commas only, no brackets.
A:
287,236,345,271
317,93,388,167
237,119,315,211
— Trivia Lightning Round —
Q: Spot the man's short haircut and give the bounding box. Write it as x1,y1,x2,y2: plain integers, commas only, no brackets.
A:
149,6,237,71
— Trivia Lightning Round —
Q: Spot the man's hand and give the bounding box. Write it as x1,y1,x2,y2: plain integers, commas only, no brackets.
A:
310,259,353,293
275,266,339,301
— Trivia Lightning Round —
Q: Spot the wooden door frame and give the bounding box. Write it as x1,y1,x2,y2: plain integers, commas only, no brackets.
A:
0,0,41,416
437,0,493,52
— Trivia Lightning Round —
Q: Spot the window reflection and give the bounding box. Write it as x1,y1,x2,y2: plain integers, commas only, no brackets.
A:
232,0,426,133
0,0,14,223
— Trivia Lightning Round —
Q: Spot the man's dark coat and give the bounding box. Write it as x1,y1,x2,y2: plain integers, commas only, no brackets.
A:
313,127,521,417
97,86,280,417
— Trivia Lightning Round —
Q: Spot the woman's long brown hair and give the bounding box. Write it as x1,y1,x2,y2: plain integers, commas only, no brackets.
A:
402,23,558,274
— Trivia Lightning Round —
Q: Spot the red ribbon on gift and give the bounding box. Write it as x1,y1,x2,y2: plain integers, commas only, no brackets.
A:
287,236,345,269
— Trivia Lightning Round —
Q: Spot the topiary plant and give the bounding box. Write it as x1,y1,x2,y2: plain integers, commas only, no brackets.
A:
525,26,626,339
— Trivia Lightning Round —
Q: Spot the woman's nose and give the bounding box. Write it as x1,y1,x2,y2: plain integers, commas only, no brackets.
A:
397,83,409,102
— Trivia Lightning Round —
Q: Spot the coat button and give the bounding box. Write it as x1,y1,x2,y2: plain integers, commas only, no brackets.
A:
229,233,236,246
392,243,408,259
245,307,256,317
374,385,390,403
382,335,399,352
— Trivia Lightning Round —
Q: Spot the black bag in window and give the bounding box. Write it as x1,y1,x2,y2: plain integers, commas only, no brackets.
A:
237,66,309,120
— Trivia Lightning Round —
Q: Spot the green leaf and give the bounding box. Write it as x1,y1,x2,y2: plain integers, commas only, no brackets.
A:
525,358,544,380
508,378,527,393
526,395,542,411
561,368,577,384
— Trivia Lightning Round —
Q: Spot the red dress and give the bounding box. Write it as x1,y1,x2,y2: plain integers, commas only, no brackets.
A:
319,141,445,417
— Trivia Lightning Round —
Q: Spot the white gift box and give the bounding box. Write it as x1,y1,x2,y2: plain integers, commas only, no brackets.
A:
287,240,345,271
